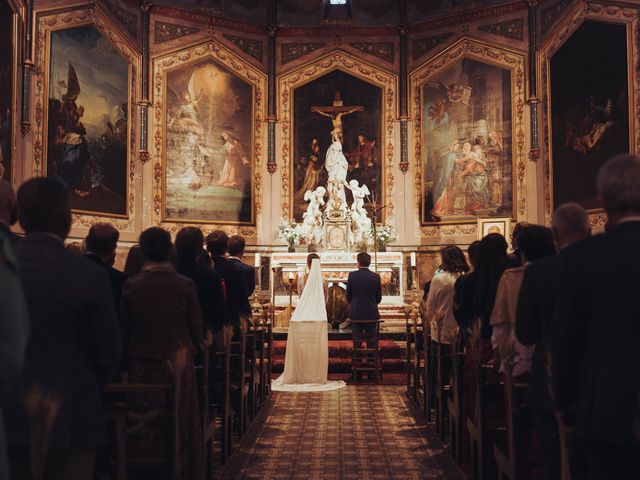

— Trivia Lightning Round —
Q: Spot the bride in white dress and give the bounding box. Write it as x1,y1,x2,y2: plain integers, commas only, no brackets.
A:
271,258,346,392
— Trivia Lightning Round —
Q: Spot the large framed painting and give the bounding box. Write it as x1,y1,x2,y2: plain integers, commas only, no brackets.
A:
153,41,266,232
540,4,638,220
0,0,18,183
411,38,526,233
292,70,382,221
34,6,140,229
278,51,397,224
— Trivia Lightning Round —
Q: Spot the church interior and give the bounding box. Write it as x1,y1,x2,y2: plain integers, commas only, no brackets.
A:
1,0,639,479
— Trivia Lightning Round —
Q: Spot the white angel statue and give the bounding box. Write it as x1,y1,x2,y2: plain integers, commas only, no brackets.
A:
347,180,372,244
300,186,326,246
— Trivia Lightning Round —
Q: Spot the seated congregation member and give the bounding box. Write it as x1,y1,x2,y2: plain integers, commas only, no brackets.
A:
490,225,555,379
206,230,246,344
553,155,640,478
84,222,127,308
5,178,121,480
120,227,204,480
227,234,255,320
424,246,469,405
0,180,22,246
175,226,226,334
515,203,590,480
452,240,480,332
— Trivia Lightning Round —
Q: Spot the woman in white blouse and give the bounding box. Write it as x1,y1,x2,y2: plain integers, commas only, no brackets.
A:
425,245,469,406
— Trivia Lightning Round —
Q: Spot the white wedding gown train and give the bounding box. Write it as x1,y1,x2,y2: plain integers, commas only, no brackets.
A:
271,259,346,392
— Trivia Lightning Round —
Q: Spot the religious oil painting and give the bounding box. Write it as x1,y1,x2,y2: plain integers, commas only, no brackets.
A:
164,58,253,224
47,25,129,216
292,70,382,222
422,58,513,224
550,21,630,211
0,0,14,182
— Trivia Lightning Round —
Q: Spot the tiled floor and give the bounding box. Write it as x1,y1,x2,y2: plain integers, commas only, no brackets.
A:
217,386,464,479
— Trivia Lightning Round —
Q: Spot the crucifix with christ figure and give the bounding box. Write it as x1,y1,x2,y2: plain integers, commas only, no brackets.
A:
311,91,364,143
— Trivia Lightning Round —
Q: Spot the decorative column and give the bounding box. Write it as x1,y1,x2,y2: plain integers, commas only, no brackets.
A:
138,1,151,163
21,0,34,136
266,0,278,174
527,0,540,160
398,0,409,174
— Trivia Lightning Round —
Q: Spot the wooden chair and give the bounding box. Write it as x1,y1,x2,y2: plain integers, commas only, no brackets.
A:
102,382,173,480
423,324,433,421
229,320,250,438
405,306,416,398
435,341,452,439
261,317,273,402
447,332,466,465
211,335,233,464
245,320,258,422
467,363,507,480
494,375,537,480
412,311,427,412
351,319,383,381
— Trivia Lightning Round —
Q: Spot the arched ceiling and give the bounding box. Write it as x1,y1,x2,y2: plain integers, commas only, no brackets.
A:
150,0,518,27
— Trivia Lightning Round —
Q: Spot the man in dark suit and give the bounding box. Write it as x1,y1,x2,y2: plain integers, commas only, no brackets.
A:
4,178,121,479
0,180,22,247
206,230,246,346
346,252,382,347
516,202,590,480
84,222,127,309
175,226,226,334
227,234,255,320
552,154,640,479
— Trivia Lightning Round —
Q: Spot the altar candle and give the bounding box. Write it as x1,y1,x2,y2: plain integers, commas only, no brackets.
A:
410,252,416,267
288,271,294,280
255,253,261,268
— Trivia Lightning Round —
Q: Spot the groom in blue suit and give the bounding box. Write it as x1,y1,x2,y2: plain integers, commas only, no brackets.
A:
345,252,382,339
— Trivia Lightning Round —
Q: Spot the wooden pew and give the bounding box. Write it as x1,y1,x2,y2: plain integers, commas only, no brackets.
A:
466,363,506,480
412,310,427,413
447,332,465,465
435,341,452,439
229,320,250,438
211,336,233,464
405,305,416,398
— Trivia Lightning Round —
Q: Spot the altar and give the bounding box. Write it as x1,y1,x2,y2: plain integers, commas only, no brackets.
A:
270,251,404,307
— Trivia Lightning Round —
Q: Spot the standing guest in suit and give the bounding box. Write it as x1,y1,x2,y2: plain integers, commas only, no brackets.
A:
346,252,382,350
515,203,590,480
227,234,255,320
175,226,226,334
553,154,640,479
490,225,555,379
84,223,127,309
0,228,29,480
0,180,21,246
206,230,245,345
4,178,121,480
120,227,204,480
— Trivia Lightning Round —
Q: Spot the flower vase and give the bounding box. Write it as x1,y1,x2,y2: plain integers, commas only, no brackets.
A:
287,242,295,253
377,242,387,252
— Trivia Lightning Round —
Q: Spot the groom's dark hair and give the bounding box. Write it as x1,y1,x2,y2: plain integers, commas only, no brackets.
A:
357,252,371,267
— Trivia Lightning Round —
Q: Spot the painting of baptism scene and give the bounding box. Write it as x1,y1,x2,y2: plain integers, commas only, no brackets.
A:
421,58,513,224
47,25,129,216
164,59,253,224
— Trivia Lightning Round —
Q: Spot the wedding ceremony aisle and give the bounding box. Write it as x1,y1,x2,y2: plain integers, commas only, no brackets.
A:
216,386,464,479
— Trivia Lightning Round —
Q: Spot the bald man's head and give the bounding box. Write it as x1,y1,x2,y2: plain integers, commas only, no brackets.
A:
0,180,18,226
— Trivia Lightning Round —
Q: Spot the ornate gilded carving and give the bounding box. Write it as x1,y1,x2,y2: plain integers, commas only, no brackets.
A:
103,0,138,37
538,2,639,224
349,42,394,63
281,43,326,65
154,21,200,44
412,33,454,61
152,41,267,237
410,38,527,237
277,51,398,225
479,18,525,41
541,0,573,35
223,34,264,62
33,7,140,234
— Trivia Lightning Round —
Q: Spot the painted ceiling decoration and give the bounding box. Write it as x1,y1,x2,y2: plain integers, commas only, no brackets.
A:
154,21,201,44
223,34,264,62
541,0,574,35
412,33,454,61
478,18,524,41
102,0,138,37
348,42,394,63
281,42,326,65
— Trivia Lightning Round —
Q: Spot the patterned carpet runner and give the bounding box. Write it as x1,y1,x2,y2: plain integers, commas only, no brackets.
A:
218,386,464,479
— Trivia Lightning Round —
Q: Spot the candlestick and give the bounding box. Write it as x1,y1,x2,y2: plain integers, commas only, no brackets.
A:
410,252,416,267
255,252,261,268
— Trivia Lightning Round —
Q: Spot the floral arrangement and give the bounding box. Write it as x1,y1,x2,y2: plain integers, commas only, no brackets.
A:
276,219,302,251
374,224,397,249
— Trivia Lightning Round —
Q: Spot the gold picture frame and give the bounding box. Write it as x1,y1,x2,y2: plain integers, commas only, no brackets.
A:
477,216,511,240
33,5,141,238
537,1,639,229
410,37,527,239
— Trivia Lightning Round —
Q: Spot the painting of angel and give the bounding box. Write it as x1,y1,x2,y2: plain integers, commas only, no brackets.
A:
46,25,129,216
164,58,253,224
550,21,630,210
422,58,513,224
